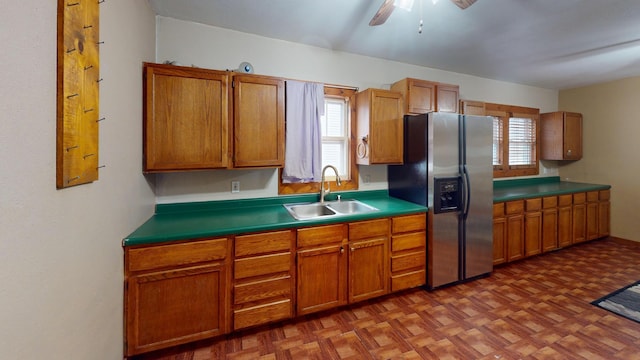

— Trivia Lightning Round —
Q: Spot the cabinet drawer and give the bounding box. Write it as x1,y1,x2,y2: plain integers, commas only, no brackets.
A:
505,200,524,215
391,214,426,234
234,276,292,305
297,224,346,248
587,191,599,202
525,198,542,211
233,299,292,330
493,203,505,217
349,218,390,240
392,251,426,272
235,230,293,257
599,189,610,201
391,270,425,292
558,194,573,207
391,232,426,252
573,192,586,204
542,196,557,209
127,238,228,272
234,253,291,280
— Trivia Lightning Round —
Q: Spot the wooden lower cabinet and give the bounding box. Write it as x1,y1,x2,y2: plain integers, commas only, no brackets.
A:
232,230,295,330
557,194,573,248
598,190,611,237
493,203,507,265
586,191,599,241
348,219,390,303
494,189,611,266
124,238,231,356
524,199,542,257
573,192,587,243
541,196,559,252
506,200,525,262
296,224,348,315
123,211,431,355
390,214,427,291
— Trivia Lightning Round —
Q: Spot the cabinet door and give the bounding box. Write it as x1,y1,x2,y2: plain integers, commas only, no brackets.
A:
436,84,459,113
586,202,599,241
558,206,572,247
573,204,586,243
296,244,347,315
598,189,611,238
524,211,542,257
349,237,389,303
232,75,285,167
564,112,582,160
144,64,229,171
598,201,610,238
542,208,558,252
126,263,228,355
493,203,507,265
506,214,524,262
407,79,436,114
460,100,486,116
493,217,507,265
356,89,404,165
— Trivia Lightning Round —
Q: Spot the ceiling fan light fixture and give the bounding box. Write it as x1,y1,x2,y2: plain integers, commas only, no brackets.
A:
394,0,415,11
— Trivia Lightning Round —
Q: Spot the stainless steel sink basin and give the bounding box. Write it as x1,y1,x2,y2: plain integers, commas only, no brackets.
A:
325,200,378,215
283,200,378,220
284,203,336,220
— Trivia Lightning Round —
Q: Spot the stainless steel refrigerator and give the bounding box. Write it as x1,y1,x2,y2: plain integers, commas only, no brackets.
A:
388,112,493,289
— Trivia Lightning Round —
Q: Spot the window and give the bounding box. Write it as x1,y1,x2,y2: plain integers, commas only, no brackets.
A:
485,103,539,178
278,86,358,194
320,98,350,179
508,117,537,167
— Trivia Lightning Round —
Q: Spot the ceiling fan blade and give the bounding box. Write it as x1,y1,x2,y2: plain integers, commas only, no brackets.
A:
369,0,395,26
450,0,477,9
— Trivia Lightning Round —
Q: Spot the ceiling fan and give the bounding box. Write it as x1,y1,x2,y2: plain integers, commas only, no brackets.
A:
369,0,477,26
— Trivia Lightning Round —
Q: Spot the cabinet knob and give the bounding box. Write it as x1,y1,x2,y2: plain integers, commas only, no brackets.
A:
567,149,572,155
340,246,344,254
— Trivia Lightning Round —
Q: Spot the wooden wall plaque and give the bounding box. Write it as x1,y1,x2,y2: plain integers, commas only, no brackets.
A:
56,0,100,188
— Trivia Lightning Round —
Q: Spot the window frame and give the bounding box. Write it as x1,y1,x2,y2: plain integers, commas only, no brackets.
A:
278,86,359,195
485,103,540,178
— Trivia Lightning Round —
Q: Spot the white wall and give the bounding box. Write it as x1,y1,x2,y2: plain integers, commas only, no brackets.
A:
0,1,156,359
154,17,560,203
559,77,640,242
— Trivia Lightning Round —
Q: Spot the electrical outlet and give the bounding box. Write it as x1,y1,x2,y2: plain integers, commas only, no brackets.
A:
363,175,371,184
231,181,240,193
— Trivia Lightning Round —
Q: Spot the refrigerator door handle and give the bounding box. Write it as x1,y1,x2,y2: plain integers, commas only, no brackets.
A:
462,164,471,220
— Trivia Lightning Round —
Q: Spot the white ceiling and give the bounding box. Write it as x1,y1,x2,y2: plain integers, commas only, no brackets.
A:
149,0,640,90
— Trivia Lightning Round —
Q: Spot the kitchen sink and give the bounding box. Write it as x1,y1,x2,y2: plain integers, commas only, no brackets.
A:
284,203,336,220
283,200,378,220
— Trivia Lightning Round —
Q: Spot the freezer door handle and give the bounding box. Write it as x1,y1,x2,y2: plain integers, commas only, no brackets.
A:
462,164,471,220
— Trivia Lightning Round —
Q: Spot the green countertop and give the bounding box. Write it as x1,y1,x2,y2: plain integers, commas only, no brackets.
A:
493,176,611,203
124,190,428,246
124,177,611,246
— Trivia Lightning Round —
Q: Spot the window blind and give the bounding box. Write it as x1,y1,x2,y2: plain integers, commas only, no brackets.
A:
320,98,349,177
508,117,536,167
492,116,503,167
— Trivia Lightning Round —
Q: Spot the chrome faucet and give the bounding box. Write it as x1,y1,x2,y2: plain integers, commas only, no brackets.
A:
320,165,342,203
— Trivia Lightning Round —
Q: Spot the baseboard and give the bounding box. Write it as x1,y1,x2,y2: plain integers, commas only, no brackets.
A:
607,236,640,247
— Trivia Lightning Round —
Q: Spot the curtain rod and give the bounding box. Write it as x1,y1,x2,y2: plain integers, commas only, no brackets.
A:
324,83,359,91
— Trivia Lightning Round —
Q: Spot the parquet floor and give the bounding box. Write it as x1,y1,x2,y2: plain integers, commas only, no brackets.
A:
133,238,640,360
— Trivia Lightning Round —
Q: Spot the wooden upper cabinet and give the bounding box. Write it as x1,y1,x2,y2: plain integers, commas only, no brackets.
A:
540,111,583,160
460,100,486,116
436,84,460,113
232,74,285,168
391,78,459,114
355,88,404,165
143,63,229,172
